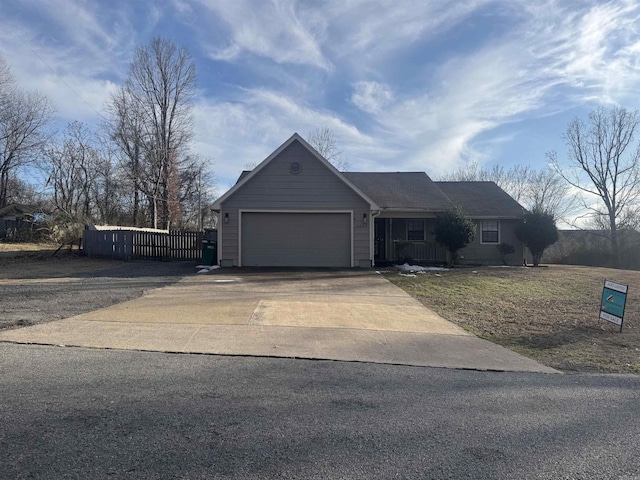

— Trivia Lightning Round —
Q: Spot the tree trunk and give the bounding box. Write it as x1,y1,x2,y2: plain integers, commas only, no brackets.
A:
0,170,8,208
610,218,620,268
133,187,139,227
151,197,158,230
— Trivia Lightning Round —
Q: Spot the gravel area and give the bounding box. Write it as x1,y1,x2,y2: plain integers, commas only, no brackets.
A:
0,254,197,330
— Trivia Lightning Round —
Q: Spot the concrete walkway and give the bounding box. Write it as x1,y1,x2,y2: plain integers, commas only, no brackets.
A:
0,269,558,373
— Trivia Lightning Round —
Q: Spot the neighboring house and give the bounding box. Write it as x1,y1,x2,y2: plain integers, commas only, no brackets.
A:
0,203,37,241
212,133,528,267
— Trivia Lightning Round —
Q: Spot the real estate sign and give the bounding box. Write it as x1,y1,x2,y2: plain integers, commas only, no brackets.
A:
600,280,628,332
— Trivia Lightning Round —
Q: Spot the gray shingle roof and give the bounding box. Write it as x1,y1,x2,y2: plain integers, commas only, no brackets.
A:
232,170,524,217
236,170,251,184
0,203,36,217
435,181,525,218
343,172,453,211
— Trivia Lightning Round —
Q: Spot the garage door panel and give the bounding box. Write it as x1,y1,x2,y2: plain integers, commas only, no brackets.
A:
241,213,351,267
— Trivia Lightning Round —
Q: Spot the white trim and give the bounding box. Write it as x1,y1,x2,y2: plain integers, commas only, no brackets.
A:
388,218,393,260
238,210,242,265
479,219,500,244
212,133,380,210
237,209,355,267
351,211,354,267
369,212,375,266
217,213,223,265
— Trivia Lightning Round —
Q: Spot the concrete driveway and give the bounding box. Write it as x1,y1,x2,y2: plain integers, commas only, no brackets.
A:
0,268,557,373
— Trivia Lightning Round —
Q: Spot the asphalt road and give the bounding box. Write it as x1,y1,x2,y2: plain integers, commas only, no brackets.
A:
1,344,638,479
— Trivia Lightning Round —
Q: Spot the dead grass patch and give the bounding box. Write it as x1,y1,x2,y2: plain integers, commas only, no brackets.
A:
386,265,640,374
0,242,59,256
0,245,124,280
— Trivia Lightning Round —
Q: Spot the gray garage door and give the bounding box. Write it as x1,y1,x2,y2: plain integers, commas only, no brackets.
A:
241,212,351,267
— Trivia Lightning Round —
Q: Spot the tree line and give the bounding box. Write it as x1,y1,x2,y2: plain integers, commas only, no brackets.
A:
0,38,216,243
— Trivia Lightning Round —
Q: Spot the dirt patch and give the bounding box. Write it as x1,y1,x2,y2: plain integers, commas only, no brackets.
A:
386,265,640,374
0,252,197,331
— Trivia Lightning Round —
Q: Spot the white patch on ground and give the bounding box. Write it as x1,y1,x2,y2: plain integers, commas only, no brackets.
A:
394,263,449,273
196,265,221,273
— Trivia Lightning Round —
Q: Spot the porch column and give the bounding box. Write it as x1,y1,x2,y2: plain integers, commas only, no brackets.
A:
388,218,392,261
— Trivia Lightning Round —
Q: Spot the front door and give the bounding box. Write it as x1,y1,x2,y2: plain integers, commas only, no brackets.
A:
374,218,386,261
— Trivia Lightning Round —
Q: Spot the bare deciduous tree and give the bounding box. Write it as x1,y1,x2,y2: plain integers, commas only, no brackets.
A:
2,175,45,206
175,156,217,230
550,106,640,268
124,37,197,229
43,122,101,222
90,139,127,225
525,168,577,221
105,85,145,226
307,127,350,171
0,56,54,208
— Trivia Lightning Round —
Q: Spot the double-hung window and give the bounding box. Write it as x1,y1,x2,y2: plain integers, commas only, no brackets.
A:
407,220,425,241
481,220,499,244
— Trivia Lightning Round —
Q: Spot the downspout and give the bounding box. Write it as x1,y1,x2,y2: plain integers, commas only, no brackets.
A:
213,207,221,266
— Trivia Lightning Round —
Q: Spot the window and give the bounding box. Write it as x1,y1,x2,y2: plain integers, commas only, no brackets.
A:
407,220,425,241
481,220,499,243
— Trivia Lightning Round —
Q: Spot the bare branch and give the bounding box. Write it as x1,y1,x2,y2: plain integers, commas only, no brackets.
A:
306,127,350,171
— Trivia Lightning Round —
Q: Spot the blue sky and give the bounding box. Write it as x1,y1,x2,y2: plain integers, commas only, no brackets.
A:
2,0,640,194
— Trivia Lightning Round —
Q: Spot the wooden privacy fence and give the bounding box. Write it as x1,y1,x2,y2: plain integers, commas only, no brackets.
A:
82,229,203,261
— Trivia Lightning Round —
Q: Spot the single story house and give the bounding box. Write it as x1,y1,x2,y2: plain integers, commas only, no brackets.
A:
212,133,529,267
0,203,37,241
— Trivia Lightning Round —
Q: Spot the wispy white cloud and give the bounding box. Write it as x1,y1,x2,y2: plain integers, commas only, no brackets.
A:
351,81,394,115
18,0,136,66
351,0,640,174
311,0,495,65
196,0,331,70
0,18,119,120
0,1,164,121
350,44,548,174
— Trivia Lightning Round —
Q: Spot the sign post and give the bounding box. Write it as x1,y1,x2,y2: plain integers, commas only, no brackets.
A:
599,280,628,333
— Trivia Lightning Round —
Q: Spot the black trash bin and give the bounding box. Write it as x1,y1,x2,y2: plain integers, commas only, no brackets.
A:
202,239,217,266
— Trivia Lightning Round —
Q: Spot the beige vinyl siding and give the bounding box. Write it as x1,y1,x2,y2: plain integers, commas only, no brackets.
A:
220,140,371,266
458,219,525,265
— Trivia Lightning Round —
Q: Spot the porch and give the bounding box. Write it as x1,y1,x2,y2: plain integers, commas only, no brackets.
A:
374,217,447,264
